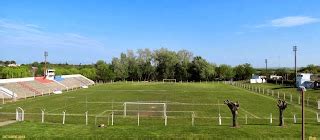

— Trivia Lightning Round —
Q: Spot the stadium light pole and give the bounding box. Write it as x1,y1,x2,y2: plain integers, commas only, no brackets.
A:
293,46,297,87
265,59,268,76
44,51,48,76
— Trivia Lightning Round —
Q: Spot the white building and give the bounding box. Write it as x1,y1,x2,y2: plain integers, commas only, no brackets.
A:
45,69,55,80
250,75,266,83
296,73,313,88
270,75,282,80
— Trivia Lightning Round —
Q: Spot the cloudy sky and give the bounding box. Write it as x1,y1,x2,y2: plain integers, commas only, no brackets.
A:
0,0,319,67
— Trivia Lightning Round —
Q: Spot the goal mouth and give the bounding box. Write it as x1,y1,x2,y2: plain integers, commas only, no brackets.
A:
162,79,176,83
123,102,167,117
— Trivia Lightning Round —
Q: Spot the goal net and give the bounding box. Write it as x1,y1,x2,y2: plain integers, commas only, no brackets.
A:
163,79,176,83
123,102,167,117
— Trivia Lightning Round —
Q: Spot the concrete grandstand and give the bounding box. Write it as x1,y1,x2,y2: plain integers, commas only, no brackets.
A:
0,73,94,99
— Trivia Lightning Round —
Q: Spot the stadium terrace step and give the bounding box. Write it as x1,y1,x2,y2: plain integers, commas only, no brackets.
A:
17,82,41,95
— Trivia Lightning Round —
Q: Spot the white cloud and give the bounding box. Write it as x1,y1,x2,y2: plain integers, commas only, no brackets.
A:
256,16,319,28
0,19,105,48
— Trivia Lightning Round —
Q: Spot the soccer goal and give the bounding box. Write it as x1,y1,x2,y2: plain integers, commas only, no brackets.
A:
123,102,167,117
163,79,176,83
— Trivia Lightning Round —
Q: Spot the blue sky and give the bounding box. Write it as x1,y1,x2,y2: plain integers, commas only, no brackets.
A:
0,0,319,67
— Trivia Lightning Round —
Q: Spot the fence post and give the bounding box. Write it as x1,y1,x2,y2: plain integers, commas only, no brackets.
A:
298,96,301,104
85,111,88,125
290,94,292,102
164,115,167,126
283,93,286,100
192,112,195,126
293,114,296,123
277,92,280,98
218,114,222,125
137,112,140,126
41,110,45,123
62,111,66,125
245,114,248,124
111,112,114,126
270,113,272,124
272,91,274,96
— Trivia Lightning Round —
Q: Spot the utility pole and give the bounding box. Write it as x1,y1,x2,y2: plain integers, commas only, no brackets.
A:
265,59,268,75
293,46,297,87
44,51,48,76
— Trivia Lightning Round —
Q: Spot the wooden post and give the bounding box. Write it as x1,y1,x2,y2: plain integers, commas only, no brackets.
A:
277,91,280,98
283,93,286,100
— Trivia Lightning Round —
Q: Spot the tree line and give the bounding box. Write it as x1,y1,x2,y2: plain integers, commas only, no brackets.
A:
1,48,319,82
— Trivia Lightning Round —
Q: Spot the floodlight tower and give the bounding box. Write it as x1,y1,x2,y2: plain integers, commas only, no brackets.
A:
265,59,268,75
44,51,48,76
293,46,297,87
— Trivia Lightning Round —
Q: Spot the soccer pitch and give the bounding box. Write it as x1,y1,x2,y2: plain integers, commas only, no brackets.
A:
0,82,319,139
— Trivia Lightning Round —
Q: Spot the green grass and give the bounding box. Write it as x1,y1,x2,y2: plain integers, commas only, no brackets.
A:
238,82,320,110
0,82,319,139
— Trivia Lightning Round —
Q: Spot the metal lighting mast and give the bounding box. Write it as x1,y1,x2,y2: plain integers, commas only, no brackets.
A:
44,51,48,76
265,59,268,75
293,46,297,87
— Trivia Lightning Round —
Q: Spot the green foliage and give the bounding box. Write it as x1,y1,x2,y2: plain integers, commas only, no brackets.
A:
216,64,234,80
234,63,255,80
96,60,114,82
0,66,31,78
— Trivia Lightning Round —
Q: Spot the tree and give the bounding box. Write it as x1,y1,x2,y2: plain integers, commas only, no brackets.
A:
137,48,154,81
175,50,193,81
80,68,96,80
300,64,319,74
234,63,255,80
96,60,114,82
112,53,129,81
277,99,287,126
224,100,240,127
153,48,179,80
217,64,234,80
189,56,215,81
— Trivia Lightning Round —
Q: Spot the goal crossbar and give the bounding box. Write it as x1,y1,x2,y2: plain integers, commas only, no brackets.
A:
123,102,167,117
162,79,176,83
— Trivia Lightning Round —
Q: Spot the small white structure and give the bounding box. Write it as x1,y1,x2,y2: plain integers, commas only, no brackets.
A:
270,75,282,80
45,69,55,80
296,73,313,88
250,75,266,83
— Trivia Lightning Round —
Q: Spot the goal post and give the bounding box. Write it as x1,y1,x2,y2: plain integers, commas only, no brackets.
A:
163,79,176,83
123,102,167,117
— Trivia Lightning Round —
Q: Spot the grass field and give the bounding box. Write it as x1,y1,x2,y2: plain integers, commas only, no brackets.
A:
0,82,319,139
